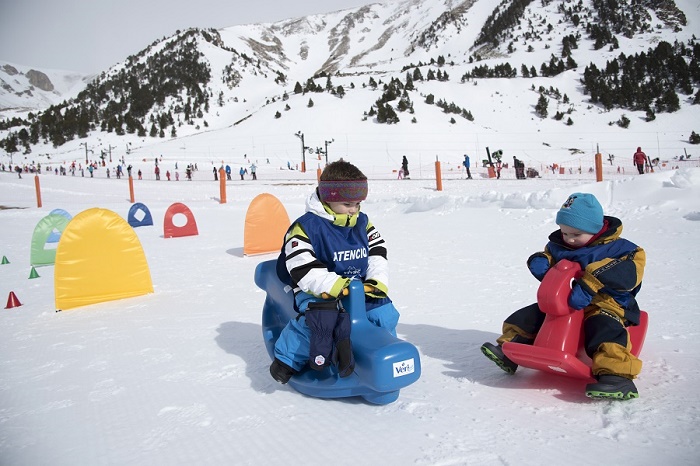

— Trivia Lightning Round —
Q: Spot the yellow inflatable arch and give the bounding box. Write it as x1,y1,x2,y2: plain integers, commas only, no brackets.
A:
54,208,153,311
243,193,291,256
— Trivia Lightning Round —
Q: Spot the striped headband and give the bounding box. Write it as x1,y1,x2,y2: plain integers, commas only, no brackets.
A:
318,179,368,203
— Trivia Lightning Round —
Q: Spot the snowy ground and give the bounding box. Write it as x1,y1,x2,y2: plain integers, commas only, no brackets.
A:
1,160,699,465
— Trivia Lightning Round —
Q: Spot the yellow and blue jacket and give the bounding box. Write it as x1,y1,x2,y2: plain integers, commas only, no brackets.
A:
527,216,645,325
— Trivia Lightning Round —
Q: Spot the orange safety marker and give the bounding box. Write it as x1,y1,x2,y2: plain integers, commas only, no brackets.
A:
35,175,42,207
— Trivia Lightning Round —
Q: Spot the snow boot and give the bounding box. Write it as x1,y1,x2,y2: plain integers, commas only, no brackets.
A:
481,342,518,374
585,374,639,400
270,358,296,384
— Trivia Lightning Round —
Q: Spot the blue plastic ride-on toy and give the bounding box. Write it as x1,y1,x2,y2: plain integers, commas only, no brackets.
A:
255,260,421,405
502,259,648,381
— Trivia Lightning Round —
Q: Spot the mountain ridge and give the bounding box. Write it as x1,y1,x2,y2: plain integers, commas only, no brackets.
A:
1,0,698,164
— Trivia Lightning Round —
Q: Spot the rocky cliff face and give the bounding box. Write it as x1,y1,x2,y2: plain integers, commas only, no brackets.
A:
25,69,54,92
0,62,88,115
2,64,19,76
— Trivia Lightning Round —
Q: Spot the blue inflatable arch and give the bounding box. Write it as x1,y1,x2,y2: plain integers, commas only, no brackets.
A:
127,202,154,228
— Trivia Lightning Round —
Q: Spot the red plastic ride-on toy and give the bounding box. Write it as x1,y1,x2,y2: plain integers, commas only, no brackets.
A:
501,260,648,382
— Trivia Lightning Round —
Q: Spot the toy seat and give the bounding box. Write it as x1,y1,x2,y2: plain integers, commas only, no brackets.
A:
502,260,648,381
255,260,421,404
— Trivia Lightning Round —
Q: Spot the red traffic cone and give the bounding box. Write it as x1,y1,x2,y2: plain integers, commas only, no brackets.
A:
5,291,22,309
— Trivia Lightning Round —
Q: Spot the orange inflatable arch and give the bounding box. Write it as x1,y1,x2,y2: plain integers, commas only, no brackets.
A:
243,193,290,256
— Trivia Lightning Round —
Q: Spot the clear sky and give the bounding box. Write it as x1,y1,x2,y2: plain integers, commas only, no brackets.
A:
0,0,384,74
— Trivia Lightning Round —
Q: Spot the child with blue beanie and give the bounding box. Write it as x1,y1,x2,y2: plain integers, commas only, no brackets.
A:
270,160,400,384
481,192,646,399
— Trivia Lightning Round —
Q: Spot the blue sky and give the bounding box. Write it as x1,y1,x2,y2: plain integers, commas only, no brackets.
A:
0,0,383,73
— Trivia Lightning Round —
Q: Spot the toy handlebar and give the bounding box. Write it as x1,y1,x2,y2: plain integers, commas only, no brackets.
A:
321,284,375,300
537,260,584,316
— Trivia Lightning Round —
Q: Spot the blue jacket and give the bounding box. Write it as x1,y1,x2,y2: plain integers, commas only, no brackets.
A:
527,216,645,324
281,190,389,299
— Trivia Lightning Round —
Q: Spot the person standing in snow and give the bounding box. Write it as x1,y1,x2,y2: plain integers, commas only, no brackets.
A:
481,193,646,400
401,156,410,179
250,163,257,180
270,160,399,384
513,156,526,179
633,147,647,175
463,154,472,179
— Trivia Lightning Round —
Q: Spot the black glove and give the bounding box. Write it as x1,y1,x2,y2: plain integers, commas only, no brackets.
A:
305,300,340,371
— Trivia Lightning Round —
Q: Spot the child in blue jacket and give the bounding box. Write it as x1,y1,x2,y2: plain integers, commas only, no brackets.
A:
481,193,646,399
270,160,400,384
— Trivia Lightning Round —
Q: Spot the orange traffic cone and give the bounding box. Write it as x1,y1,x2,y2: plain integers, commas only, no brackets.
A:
5,291,22,309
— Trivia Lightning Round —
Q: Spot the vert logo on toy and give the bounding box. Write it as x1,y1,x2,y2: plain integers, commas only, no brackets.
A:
393,358,415,377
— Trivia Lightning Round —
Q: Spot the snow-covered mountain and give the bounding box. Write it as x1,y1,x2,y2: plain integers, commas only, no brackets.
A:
0,61,90,117
1,0,698,163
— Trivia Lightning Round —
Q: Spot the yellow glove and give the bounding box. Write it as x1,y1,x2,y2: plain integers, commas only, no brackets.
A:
363,278,388,298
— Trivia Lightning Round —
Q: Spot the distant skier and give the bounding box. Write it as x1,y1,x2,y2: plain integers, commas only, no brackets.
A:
633,147,647,175
401,156,410,179
513,156,525,179
463,154,472,179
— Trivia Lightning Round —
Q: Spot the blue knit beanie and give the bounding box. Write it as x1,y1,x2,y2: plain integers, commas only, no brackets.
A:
556,193,604,234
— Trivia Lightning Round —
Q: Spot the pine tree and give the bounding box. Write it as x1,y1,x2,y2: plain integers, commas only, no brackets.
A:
521,64,530,78
535,94,548,118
